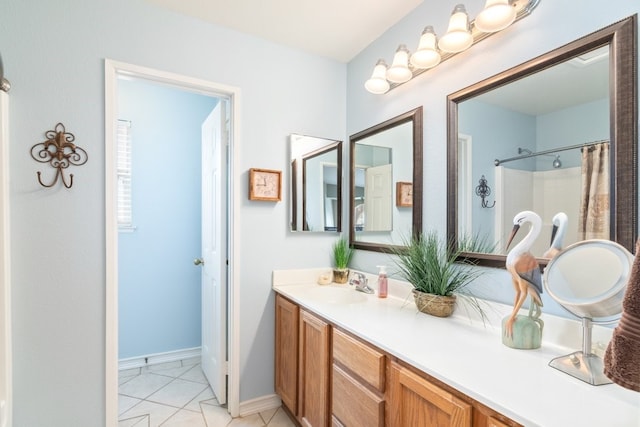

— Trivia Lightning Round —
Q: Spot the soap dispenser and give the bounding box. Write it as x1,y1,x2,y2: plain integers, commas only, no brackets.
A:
376,265,388,298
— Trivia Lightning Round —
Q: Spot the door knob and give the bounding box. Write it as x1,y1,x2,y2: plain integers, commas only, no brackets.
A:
194,258,204,266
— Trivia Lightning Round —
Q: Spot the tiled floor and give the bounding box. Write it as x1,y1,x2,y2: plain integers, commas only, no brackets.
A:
119,358,296,427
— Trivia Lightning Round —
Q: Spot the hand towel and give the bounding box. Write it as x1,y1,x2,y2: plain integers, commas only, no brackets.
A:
604,238,640,392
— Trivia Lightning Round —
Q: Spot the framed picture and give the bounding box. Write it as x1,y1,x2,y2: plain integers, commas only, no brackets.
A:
249,168,282,201
396,182,413,207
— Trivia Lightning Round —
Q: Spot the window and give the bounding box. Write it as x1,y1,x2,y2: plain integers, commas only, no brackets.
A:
117,120,133,229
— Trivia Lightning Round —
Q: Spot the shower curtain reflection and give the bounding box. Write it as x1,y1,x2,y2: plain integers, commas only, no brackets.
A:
578,142,610,240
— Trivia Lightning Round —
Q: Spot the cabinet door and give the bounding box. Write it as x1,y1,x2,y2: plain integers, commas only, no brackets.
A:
389,361,472,427
299,309,331,427
275,295,299,413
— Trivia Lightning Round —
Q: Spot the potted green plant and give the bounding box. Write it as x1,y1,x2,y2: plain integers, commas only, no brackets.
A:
332,237,354,284
391,231,486,317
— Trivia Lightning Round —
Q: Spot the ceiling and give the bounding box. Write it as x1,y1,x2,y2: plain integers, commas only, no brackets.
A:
474,47,610,116
143,0,608,113
145,0,423,62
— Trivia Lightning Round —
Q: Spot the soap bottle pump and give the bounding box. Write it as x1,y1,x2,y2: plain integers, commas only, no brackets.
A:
376,265,388,298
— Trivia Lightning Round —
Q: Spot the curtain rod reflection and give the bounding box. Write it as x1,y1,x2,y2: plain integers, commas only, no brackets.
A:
494,139,609,166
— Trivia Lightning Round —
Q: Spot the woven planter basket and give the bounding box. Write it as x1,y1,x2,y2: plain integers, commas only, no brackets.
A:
412,290,457,317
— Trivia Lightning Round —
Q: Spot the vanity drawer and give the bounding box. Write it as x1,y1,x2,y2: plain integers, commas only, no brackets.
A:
332,364,384,427
332,328,385,392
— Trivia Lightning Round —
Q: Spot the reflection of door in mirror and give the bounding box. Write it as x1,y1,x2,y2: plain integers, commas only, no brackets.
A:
353,144,393,232
351,122,412,246
457,46,611,258
289,134,342,233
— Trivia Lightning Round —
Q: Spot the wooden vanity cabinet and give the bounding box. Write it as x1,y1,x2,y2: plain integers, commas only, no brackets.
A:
275,294,299,413
331,328,385,427
275,295,331,426
274,295,522,427
388,361,472,427
298,309,331,427
388,361,522,427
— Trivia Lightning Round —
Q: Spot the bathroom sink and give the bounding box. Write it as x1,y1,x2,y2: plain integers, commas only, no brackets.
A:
306,285,368,304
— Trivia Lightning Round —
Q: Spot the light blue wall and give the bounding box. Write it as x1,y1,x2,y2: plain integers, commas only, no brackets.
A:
2,0,345,425
346,1,640,314
459,100,537,239
537,97,609,170
2,0,638,424
117,79,218,359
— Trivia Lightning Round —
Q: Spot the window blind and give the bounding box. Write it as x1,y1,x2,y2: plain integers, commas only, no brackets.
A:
117,120,132,228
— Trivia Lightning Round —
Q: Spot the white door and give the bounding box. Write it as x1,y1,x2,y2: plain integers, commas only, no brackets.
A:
364,163,392,231
200,101,228,404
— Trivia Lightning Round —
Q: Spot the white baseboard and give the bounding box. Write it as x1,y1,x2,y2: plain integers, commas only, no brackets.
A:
118,347,201,371
239,394,282,417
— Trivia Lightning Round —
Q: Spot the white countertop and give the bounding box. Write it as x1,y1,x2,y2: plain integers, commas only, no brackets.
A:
272,268,640,427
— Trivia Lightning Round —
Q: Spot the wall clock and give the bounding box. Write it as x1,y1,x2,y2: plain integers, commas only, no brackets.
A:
249,168,282,201
396,181,413,207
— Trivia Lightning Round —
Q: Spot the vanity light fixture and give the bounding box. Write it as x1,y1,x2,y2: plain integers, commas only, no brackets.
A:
475,0,517,32
386,45,413,83
439,4,473,53
410,26,441,69
364,0,540,94
364,59,391,94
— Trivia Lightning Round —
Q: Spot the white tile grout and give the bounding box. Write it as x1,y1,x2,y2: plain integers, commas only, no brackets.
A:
118,359,295,427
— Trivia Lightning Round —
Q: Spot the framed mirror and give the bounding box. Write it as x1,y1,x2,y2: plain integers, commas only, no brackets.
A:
349,107,423,253
290,134,342,232
447,16,637,268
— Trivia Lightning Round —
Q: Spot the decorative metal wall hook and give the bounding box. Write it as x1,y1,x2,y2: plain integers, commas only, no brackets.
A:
475,175,495,208
30,123,88,188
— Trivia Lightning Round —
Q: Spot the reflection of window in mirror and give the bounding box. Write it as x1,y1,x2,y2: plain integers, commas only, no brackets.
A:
321,164,339,231
457,46,610,258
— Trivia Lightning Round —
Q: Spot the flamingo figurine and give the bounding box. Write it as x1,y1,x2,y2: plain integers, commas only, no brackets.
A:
504,211,544,338
542,212,568,259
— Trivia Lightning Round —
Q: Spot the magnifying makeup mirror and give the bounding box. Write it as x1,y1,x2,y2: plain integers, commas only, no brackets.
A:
543,239,634,385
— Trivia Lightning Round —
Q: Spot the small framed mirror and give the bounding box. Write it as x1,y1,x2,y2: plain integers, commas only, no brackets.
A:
349,107,423,253
290,134,342,232
447,16,637,267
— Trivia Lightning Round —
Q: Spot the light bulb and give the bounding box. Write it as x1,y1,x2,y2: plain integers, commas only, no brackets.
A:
438,4,473,53
386,45,412,84
364,59,390,94
475,0,516,33
410,26,441,69
553,155,562,168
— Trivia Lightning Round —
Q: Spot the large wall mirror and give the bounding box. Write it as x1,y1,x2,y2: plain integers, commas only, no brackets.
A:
350,107,423,253
447,15,637,267
290,134,343,232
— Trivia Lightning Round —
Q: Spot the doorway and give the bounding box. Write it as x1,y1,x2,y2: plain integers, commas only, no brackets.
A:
105,60,241,425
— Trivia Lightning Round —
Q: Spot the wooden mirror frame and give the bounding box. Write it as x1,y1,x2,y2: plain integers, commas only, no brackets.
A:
447,15,637,268
350,106,423,253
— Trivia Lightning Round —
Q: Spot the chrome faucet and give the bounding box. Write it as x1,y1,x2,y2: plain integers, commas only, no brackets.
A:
349,272,374,294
